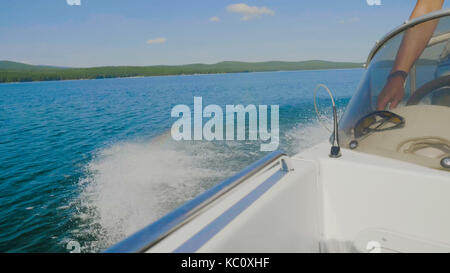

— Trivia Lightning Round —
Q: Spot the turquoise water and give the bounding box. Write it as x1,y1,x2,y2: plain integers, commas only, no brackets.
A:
0,69,363,252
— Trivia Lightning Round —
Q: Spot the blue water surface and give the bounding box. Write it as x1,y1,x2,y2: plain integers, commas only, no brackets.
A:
0,69,363,252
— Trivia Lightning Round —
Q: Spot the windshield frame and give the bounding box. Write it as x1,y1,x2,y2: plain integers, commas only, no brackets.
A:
366,8,450,66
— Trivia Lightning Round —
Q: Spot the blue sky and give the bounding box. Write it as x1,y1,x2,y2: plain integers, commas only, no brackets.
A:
2,0,450,67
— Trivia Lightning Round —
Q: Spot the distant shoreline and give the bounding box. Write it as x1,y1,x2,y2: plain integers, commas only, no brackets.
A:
0,67,365,85
0,60,364,84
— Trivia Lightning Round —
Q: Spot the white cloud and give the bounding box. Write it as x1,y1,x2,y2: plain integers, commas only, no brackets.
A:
66,0,81,6
209,16,220,22
146,37,167,45
226,3,275,20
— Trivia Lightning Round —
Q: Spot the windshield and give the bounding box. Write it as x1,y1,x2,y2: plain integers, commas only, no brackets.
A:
339,13,450,171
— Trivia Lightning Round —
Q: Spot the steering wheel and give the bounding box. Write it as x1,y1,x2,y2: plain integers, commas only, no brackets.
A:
353,110,405,139
406,75,450,105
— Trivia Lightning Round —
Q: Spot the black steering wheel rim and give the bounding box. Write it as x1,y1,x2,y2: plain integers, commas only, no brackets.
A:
406,75,450,105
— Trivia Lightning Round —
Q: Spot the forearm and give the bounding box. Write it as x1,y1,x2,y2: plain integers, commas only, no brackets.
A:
392,0,444,73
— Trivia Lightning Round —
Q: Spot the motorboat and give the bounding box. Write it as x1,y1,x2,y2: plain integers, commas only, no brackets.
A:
106,9,450,253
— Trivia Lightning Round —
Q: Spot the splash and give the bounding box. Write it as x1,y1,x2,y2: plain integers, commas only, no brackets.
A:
285,121,331,155
74,115,335,252
74,133,236,251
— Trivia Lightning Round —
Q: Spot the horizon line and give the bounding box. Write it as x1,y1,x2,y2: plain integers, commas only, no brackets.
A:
0,59,365,69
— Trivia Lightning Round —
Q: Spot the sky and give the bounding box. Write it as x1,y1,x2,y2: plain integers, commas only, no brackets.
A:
2,0,450,67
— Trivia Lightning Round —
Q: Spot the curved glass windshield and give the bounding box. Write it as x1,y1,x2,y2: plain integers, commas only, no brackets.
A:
339,13,450,171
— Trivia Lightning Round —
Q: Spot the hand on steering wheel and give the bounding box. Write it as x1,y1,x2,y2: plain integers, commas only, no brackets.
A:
377,76,405,110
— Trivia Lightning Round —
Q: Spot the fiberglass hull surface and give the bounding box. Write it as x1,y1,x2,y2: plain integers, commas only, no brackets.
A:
107,141,450,253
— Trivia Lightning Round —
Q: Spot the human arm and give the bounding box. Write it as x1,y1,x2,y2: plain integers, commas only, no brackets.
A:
377,0,444,110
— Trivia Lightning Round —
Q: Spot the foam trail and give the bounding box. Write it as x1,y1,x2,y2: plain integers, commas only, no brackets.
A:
75,133,233,252
283,111,337,155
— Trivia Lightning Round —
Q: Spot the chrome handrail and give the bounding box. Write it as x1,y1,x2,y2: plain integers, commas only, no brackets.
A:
104,150,291,253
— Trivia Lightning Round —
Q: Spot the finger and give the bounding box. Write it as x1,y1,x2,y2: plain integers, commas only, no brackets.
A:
389,96,401,110
377,95,390,110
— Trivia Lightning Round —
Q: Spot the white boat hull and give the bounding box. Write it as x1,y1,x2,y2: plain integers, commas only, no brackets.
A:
106,142,450,253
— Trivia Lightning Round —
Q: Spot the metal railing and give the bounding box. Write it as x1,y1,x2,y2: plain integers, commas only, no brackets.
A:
104,150,292,253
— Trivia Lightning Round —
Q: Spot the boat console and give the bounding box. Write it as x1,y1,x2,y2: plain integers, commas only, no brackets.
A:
339,10,450,171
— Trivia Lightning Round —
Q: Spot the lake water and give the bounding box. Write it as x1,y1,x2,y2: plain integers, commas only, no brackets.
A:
0,69,363,252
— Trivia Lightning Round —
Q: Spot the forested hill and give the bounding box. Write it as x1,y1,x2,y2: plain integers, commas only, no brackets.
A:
0,60,364,83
